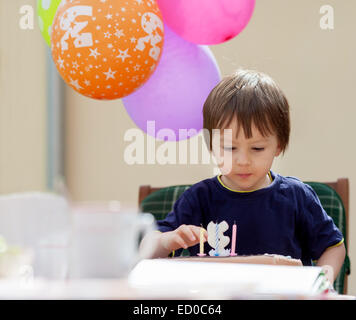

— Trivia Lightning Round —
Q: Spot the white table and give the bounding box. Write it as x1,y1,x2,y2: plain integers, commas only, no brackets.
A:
0,278,354,300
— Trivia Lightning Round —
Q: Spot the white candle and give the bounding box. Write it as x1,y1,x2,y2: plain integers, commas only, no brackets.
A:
215,221,219,256
197,225,206,256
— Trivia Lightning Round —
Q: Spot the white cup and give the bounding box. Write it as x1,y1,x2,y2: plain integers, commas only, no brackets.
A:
35,231,69,280
68,202,155,279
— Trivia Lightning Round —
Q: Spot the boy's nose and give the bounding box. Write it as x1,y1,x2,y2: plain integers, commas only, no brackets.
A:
236,152,251,166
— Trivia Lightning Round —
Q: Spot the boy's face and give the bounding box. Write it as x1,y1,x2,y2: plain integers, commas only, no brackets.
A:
213,119,281,192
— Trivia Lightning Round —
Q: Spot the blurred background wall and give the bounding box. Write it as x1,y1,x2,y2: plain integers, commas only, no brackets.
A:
1,0,355,293
0,0,47,192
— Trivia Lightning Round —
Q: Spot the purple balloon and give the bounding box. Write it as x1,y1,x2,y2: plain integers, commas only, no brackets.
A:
122,26,221,141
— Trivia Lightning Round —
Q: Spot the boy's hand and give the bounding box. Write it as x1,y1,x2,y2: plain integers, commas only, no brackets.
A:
160,225,208,252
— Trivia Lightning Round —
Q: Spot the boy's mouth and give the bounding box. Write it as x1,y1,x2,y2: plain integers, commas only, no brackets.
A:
236,173,252,179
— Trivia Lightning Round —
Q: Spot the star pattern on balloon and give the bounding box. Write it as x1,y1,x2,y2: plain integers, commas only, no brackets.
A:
103,68,116,80
89,48,101,59
69,77,83,90
116,49,130,62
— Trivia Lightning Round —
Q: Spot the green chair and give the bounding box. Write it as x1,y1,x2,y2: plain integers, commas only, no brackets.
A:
139,178,350,294
304,180,350,295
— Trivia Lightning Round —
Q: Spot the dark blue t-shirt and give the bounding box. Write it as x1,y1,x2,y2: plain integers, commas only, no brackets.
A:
156,171,343,265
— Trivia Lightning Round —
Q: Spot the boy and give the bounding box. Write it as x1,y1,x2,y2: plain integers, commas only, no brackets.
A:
141,69,345,283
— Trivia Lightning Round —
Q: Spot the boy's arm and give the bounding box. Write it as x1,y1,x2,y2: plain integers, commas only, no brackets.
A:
316,242,346,284
139,231,172,259
140,225,208,259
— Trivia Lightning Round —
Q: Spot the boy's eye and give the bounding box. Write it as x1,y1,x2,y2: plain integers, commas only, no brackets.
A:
223,146,235,151
252,147,265,151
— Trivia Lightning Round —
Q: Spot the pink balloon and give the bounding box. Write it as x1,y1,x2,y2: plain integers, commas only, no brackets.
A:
157,0,255,45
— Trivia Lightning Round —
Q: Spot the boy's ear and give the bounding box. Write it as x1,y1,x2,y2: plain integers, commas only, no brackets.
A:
275,145,282,157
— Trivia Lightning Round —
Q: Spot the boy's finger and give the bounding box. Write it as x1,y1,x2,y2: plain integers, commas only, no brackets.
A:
174,235,188,249
190,226,203,240
191,226,208,241
179,225,196,242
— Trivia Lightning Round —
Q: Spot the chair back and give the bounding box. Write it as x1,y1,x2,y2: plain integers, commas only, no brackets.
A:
140,185,191,221
304,181,350,294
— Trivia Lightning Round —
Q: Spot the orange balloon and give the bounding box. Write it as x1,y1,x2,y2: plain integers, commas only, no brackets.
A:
51,0,164,100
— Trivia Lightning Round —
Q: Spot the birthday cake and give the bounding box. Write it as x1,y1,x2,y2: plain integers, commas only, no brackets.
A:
186,220,302,266
173,254,303,266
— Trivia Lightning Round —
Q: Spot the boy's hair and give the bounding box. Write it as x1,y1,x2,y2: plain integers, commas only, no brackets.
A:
203,69,290,152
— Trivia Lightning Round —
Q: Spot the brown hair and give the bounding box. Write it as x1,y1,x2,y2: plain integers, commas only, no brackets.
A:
203,69,290,152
